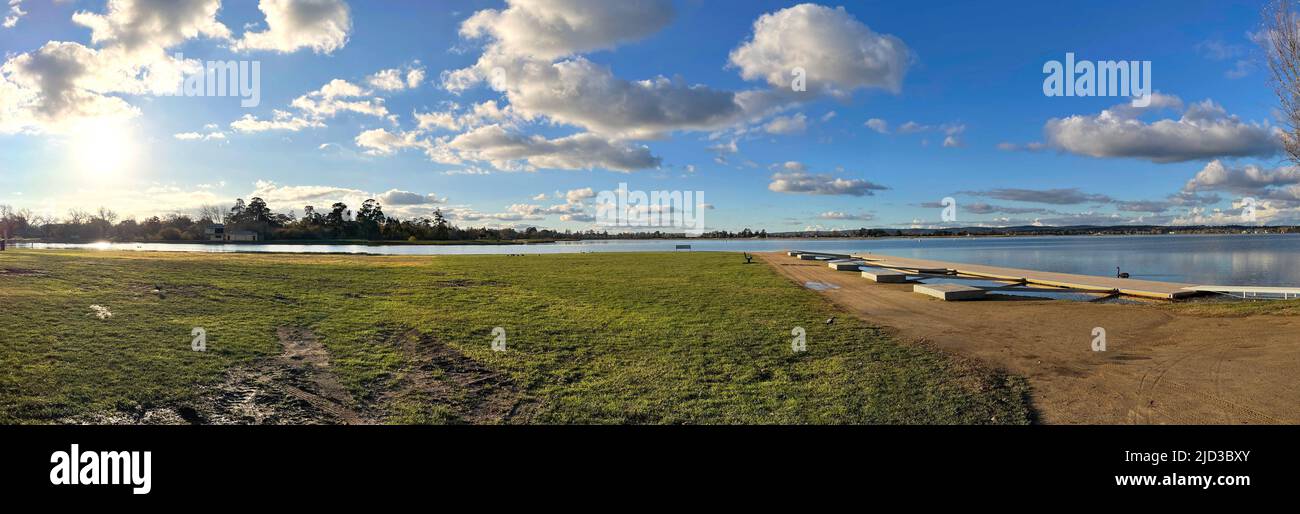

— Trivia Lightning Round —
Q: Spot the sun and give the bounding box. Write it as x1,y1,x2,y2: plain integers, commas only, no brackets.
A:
69,118,139,182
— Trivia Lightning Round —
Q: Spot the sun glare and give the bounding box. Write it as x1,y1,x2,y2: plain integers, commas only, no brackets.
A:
69,119,139,182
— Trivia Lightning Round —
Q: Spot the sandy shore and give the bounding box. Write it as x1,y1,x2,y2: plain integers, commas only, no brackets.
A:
759,252,1300,424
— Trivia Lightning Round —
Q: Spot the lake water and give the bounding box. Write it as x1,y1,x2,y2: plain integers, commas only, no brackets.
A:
15,234,1300,287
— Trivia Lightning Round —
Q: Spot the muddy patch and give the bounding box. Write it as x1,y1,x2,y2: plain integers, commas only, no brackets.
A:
377,326,532,424
0,267,47,277
61,326,532,425
130,282,201,299
435,279,502,288
63,327,366,425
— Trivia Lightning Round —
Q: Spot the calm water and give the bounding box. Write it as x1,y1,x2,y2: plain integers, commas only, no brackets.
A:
15,234,1300,286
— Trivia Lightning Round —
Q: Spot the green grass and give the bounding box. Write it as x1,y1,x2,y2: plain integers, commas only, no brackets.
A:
0,249,1031,425
1167,298,1300,317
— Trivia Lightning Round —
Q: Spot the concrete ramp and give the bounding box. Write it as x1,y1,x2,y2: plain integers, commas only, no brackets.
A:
828,260,867,271
913,283,987,301
861,268,911,283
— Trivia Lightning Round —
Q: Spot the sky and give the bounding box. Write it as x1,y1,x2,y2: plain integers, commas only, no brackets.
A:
1,0,1297,232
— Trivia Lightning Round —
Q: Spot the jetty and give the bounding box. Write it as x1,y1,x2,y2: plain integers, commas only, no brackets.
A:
786,250,1300,301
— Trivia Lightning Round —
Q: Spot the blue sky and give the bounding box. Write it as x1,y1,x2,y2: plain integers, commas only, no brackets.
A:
2,0,1295,231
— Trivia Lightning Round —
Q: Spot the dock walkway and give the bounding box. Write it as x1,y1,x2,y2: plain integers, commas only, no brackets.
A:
852,252,1199,300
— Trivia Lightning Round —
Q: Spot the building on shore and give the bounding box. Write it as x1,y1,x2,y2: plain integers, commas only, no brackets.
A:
204,225,259,242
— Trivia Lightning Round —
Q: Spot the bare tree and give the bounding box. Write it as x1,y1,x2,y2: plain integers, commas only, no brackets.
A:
198,204,228,224
66,209,90,225
1266,0,1300,164
94,207,118,225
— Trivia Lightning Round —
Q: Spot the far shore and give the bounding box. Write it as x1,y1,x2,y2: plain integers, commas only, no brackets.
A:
9,230,1299,247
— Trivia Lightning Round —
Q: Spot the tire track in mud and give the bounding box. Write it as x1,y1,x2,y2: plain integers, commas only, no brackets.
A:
376,327,532,424
62,326,367,425
186,327,366,424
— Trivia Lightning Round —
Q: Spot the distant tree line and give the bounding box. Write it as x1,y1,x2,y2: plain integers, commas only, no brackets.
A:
0,199,578,243
6,202,1294,244
0,199,796,243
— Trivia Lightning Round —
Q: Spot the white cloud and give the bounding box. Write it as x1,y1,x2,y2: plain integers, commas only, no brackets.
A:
764,112,807,135
564,187,595,203
290,78,390,119
0,42,141,133
442,0,755,139
377,189,445,205
353,128,461,164
449,56,745,139
865,118,889,134
768,171,888,196
818,211,875,221
414,100,517,132
1183,160,1300,206
447,124,660,172
355,128,429,154
72,0,231,57
230,109,324,132
1044,94,1280,163
234,0,352,54
897,121,928,134
728,4,910,95
366,62,426,91
3,0,27,29
174,131,226,141
0,0,234,133
405,67,426,89
458,0,675,61
442,1,910,144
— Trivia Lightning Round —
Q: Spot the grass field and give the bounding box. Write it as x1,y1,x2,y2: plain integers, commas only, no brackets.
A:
1167,297,1300,317
0,249,1032,425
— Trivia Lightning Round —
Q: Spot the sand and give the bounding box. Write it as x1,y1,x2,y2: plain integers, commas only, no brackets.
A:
759,253,1300,424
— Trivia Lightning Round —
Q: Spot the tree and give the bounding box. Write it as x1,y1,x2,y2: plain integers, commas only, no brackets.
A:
198,204,228,224
355,199,385,240
1267,0,1300,164
229,199,246,223
325,202,350,237
245,197,272,224
432,208,450,240
356,199,384,224
302,206,324,226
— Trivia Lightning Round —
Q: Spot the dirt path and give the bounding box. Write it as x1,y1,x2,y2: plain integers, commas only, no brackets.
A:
759,253,1300,424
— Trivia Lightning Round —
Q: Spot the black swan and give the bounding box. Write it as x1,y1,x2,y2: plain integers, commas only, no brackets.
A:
1116,267,1130,279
